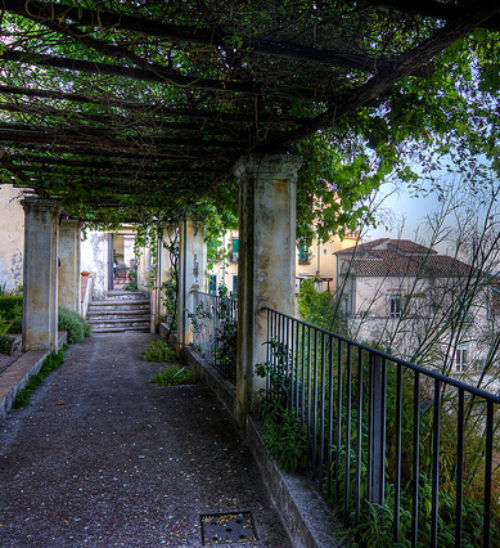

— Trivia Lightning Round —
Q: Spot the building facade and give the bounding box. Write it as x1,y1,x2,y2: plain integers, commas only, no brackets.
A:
335,238,499,377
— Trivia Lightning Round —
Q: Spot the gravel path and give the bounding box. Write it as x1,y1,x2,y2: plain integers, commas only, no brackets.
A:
0,333,289,547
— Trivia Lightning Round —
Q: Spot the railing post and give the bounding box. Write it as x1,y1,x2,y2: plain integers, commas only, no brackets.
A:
192,290,199,349
369,353,386,507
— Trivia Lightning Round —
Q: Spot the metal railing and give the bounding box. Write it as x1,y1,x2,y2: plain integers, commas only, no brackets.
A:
191,291,238,382
263,307,500,548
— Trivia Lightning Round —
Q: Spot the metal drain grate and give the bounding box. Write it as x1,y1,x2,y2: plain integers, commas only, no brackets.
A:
201,512,257,545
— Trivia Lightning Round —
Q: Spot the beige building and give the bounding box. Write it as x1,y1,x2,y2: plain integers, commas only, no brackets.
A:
210,229,359,297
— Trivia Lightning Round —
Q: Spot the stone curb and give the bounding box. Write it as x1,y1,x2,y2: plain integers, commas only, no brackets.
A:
183,344,340,548
0,332,68,423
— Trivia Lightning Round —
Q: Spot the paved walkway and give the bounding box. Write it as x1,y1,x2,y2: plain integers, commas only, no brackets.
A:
0,333,289,547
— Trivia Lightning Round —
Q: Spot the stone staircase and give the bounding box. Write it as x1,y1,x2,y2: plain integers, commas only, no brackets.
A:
86,290,151,333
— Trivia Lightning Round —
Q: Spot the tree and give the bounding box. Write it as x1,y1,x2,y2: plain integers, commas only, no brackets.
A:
300,176,500,385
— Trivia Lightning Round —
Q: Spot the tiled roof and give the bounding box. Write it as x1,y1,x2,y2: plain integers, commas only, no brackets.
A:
336,238,436,256
337,239,472,277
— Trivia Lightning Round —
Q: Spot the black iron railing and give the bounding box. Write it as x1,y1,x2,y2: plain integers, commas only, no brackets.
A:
262,306,500,548
191,291,238,382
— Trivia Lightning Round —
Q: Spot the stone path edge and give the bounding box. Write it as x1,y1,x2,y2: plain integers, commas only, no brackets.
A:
0,332,68,423
183,342,341,548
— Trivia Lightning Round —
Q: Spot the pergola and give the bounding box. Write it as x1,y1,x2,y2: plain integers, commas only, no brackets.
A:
0,0,498,218
1,0,499,422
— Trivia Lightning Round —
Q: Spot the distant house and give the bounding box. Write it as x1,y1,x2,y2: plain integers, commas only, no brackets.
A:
209,229,359,298
335,238,500,376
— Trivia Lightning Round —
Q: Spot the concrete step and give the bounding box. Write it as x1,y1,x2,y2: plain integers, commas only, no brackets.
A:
89,299,150,307
91,325,151,333
102,291,149,301
88,319,151,332
88,304,150,314
87,310,151,321
87,292,151,333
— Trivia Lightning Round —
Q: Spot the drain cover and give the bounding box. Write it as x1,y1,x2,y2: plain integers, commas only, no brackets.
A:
201,512,257,545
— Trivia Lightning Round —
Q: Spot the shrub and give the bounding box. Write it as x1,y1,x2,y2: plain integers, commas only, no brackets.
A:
0,296,23,334
259,402,307,473
142,339,177,362
0,333,16,355
58,306,92,343
124,281,138,292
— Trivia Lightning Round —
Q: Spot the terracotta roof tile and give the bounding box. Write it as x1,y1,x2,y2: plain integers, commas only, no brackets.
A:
337,239,472,277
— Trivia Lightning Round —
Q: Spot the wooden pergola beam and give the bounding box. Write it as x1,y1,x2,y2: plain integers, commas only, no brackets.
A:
11,154,223,171
0,125,246,151
0,86,300,124
16,144,232,161
3,0,432,77
1,49,344,101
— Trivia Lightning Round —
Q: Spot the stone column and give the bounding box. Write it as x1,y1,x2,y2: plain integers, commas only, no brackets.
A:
177,218,207,354
22,197,62,352
157,226,176,328
234,154,302,426
58,218,82,315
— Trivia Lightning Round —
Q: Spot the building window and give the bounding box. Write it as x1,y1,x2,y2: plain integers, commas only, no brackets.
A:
232,237,239,262
298,244,310,265
208,274,217,295
454,346,468,373
390,294,402,318
232,275,238,299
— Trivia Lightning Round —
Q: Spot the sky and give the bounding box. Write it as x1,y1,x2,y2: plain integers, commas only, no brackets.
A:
365,182,443,243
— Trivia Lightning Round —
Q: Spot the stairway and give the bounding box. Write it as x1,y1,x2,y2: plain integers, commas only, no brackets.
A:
86,290,151,333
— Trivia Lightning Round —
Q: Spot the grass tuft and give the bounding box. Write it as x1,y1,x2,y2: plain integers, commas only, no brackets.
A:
151,364,198,386
12,344,68,408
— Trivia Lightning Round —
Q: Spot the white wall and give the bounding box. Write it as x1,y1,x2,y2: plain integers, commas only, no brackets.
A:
0,185,24,292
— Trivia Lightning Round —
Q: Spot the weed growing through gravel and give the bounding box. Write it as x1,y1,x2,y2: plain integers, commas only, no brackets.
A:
151,364,198,386
142,339,177,362
13,344,68,408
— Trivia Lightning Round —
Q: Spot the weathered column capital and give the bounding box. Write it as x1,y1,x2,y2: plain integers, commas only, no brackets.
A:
60,217,83,229
234,153,302,181
22,196,62,215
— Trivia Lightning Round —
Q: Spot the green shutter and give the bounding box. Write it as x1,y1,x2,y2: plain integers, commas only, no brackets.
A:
209,275,217,294
299,244,309,262
232,237,239,253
